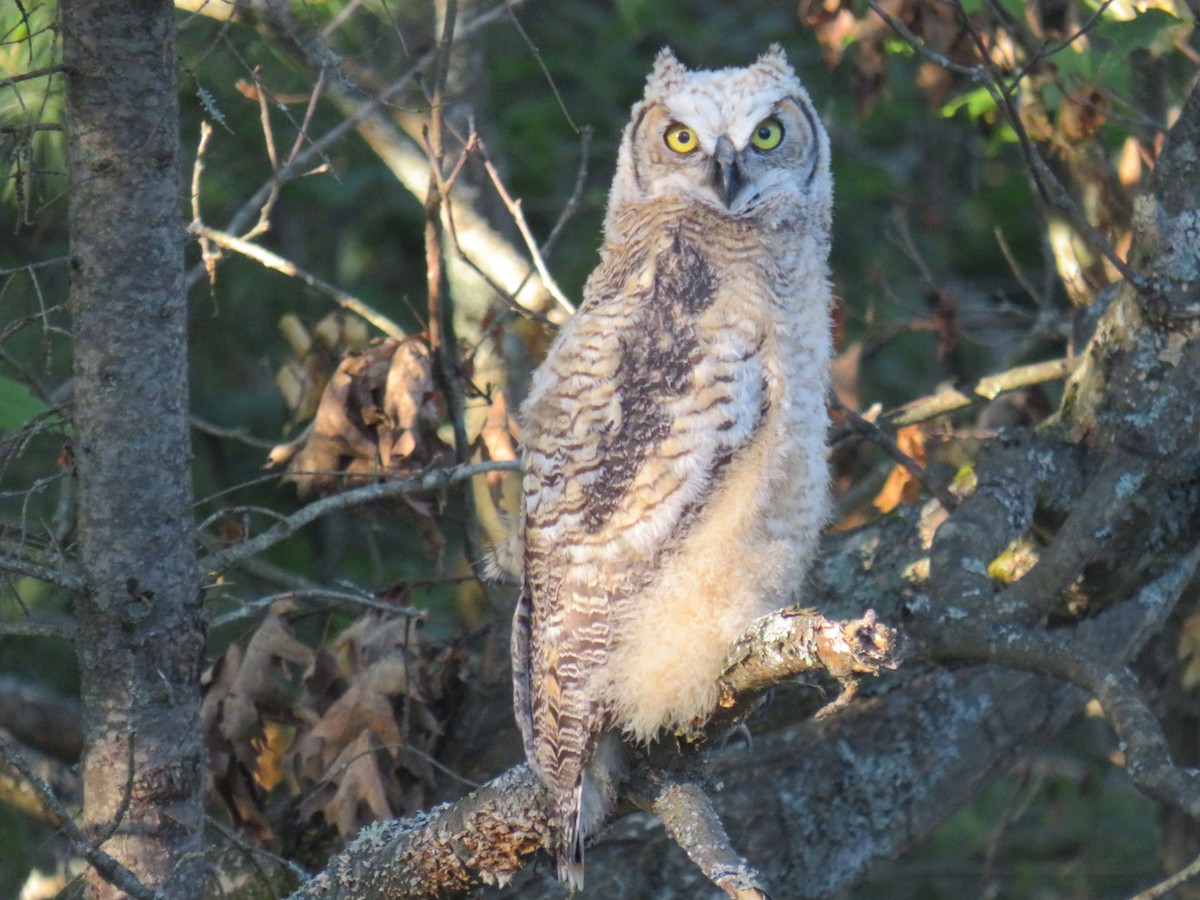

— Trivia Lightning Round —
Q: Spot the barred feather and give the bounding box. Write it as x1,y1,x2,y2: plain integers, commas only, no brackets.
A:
512,44,833,889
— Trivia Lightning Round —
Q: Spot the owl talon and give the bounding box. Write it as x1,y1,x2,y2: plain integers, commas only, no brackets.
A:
720,723,754,751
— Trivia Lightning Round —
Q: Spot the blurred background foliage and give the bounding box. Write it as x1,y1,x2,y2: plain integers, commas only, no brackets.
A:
2,0,1199,896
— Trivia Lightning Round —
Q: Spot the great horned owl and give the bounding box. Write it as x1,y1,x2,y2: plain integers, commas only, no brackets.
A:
512,45,833,889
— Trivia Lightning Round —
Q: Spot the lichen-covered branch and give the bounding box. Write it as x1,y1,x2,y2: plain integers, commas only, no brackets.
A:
921,546,1200,819
717,607,901,714
289,765,552,898
286,607,899,898
644,780,769,900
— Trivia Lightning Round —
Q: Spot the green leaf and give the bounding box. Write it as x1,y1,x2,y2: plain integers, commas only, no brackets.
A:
0,376,48,430
1093,9,1184,69
941,84,998,120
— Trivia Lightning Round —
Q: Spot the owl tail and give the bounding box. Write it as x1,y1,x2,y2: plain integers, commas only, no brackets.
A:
556,782,586,892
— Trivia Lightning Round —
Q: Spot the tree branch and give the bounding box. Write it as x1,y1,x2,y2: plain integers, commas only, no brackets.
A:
201,460,518,573
0,732,154,900
188,223,408,341
921,544,1200,818
285,607,899,897
0,550,84,593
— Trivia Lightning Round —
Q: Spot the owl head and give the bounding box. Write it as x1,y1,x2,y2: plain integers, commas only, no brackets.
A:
604,45,831,234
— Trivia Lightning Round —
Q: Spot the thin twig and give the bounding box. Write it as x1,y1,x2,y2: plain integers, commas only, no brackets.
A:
0,620,75,639
1130,850,1200,900
830,391,959,511
201,460,518,573
191,121,221,286
504,4,580,134
478,140,576,315
538,125,592,262
184,1,521,290
189,224,408,341
285,66,328,168
0,552,83,592
253,67,279,171
0,255,71,277
0,733,156,900
0,123,63,134
208,587,424,630
884,356,1079,427
0,64,65,89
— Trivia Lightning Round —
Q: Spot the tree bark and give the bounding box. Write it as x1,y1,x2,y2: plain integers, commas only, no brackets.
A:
62,1,205,896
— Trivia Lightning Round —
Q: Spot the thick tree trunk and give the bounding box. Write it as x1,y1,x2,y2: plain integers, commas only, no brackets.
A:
62,1,205,896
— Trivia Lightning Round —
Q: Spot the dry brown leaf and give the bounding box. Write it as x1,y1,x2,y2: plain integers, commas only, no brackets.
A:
873,425,927,514
380,340,443,469
293,655,410,784
283,349,388,497
322,731,394,839
1059,88,1109,144
219,611,314,766
253,721,294,792
1177,613,1200,690
202,614,315,843
332,612,419,674
271,337,452,500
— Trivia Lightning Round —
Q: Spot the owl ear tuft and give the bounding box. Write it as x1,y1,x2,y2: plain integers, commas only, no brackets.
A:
647,47,688,96
753,44,795,80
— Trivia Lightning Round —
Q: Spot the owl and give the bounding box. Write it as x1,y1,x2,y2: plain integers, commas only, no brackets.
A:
511,45,833,890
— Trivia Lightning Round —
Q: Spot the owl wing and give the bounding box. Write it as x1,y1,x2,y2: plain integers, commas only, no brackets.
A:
513,234,769,875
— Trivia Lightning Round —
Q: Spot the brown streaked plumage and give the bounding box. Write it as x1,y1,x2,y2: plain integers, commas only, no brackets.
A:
512,45,834,890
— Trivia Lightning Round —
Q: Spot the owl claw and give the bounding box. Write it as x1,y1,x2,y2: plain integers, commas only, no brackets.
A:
721,723,754,751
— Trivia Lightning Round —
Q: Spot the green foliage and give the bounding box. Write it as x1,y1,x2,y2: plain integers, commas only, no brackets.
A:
0,376,46,430
0,3,65,210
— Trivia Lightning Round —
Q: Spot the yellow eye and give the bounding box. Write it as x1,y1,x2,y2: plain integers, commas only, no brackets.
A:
750,117,784,151
664,123,698,154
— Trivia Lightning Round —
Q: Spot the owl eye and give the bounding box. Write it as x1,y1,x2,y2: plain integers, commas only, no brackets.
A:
664,123,698,154
750,118,784,151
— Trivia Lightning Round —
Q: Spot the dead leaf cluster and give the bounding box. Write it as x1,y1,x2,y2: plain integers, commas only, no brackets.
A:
268,328,453,500
201,605,467,855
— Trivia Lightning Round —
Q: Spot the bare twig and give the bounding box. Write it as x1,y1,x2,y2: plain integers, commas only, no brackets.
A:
207,587,424,630
201,460,518,573
0,64,65,89
0,731,80,824
191,121,222,285
420,0,493,589
479,140,576,315
0,255,72,277
285,66,327,168
830,391,959,511
1130,850,1200,900
0,620,74,640
189,223,408,341
184,1,521,290
0,122,63,134
0,732,155,900
0,552,83,593
884,356,1079,427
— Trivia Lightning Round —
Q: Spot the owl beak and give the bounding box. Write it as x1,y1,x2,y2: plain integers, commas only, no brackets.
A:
711,136,744,209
